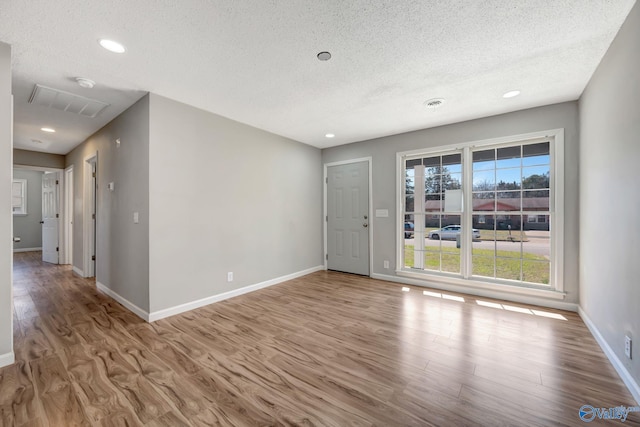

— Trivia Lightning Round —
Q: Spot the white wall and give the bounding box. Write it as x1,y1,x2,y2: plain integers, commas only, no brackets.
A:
65,95,150,312
579,0,640,396
148,94,323,313
12,169,43,250
322,102,580,307
0,42,13,366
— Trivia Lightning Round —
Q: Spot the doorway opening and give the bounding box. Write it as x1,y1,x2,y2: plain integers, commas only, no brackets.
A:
83,153,97,278
12,165,67,265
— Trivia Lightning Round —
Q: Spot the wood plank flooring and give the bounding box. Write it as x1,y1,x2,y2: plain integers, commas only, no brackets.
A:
1,251,638,426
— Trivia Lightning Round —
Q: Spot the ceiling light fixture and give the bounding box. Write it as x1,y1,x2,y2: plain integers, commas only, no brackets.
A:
424,98,445,110
317,51,331,61
98,39,126,53
75,77,96,89
503,90,521,98
41,127,56,133
325,133,335,138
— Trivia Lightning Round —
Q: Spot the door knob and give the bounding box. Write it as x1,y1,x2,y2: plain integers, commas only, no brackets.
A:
363,223,368,228
364,215,368,219
40,221,44,224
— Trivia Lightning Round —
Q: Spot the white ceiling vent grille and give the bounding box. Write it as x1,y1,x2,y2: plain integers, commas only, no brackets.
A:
28,84,109,118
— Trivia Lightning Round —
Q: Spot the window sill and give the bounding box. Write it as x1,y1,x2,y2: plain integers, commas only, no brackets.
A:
395,269,566,300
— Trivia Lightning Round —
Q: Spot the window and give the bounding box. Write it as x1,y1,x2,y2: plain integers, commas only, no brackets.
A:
397,130,564,293
471,142,550,284
12,179,27,215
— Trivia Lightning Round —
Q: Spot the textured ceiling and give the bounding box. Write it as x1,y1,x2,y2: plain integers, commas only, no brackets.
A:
0,0,636,154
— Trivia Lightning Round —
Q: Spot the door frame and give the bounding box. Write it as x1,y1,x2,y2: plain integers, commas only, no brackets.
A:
12,165,64,261
323,157,373,274
83,152,97,278
63,165,73,265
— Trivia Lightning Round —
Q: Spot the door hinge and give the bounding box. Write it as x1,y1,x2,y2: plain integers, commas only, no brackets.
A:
91,255,96,261
56,213,59,218
92,172,96,178
325,177,328,184
92,213,96,219
325,254,328,260
56,247,59,252
55,180,59,185
326,215,328,222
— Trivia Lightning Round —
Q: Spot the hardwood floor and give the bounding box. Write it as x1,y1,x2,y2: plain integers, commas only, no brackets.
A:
2,251,638,426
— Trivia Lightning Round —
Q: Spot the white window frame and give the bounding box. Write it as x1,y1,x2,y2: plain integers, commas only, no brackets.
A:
12,179,27,216
396,129,565,300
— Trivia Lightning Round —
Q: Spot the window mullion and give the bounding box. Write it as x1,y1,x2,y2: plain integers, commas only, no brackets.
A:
462,146,473,278
414,165,425,269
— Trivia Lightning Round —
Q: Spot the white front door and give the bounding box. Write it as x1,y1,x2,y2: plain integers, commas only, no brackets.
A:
327,161,370,275
42,172,59,264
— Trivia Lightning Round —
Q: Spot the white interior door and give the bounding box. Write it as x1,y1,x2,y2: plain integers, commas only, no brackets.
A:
42,172,59,264
327,161,370,275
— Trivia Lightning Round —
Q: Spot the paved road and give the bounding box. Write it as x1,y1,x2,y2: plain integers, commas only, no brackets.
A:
406,237,550,257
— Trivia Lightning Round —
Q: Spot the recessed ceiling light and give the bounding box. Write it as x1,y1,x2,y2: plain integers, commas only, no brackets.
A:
325,133,335,138
317,51,331,61
98,39,126,53
424,98,445,109
503,90,521,98
41,127,56,133
75,77,96,89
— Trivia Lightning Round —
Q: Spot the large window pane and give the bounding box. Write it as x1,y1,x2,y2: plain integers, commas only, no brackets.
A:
405,195,415,212
473,170,495,191
473,192,495,211
522,166,550,189
496,168,521,190
471,141,551,286
497,146,521,169
473,149,495,171
497,191,520,211
522,142,549,166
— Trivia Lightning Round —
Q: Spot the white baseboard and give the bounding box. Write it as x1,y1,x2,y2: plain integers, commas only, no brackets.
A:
370,273,578,312
148,265,325,322
0,351,15,368
13,247,42,253
96,281,150,322
579,307,640,405
72,266,84,277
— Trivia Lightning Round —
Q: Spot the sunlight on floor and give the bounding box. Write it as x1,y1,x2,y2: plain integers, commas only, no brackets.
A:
476,300,567,320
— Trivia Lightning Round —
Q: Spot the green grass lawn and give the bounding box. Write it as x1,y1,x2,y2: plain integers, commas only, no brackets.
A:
404,245,549,284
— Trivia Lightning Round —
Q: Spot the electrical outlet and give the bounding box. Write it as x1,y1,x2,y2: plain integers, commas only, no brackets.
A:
625,336,632,359
227,272,233,282
383,260,389,269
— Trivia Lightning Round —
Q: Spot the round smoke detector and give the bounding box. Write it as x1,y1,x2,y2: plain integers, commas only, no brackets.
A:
424,98,445,109
317,51,331,61
76,77,96,89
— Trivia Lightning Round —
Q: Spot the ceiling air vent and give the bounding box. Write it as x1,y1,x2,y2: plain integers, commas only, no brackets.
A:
28,84,109,118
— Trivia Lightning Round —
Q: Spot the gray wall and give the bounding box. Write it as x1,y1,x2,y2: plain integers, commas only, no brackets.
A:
579,1,640,389
14,149,64,169
12,169,43,250
65,95,150,312
0,42,13,362
148,94,323,313
322,102,580,305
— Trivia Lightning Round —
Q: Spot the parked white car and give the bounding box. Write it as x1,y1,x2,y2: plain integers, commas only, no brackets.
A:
428,225,481,240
